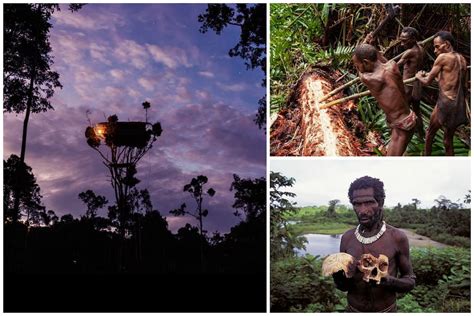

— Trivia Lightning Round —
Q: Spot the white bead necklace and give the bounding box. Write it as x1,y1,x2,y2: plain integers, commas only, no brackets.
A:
355,221,386,244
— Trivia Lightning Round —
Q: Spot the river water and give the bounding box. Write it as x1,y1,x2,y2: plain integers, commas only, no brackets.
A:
296,233,342,258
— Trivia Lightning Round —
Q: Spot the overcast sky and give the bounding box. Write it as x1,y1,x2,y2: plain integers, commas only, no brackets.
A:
4,4,265,233
271,158,471,209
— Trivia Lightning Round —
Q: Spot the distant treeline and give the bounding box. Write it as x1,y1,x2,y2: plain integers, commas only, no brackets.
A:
287,196,470,248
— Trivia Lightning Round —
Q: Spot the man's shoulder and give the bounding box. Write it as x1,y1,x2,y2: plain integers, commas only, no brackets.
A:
435,52,453,63
341,228,356,240
386,224,408,242
340,228,356,250
384,60,401,74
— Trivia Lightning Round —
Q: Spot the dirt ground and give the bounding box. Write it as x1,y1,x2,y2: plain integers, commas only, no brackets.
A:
400,228,448,248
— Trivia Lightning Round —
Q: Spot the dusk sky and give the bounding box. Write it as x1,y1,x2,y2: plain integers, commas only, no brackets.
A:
3,4,266,233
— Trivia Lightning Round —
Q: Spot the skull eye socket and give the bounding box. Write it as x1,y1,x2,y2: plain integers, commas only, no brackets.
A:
379,262,388,271
363,259,372,267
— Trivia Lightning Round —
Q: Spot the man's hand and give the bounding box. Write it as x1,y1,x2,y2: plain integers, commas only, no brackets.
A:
379,275,416,292
332,270,351,291
415,70,427,80
380,275,395,287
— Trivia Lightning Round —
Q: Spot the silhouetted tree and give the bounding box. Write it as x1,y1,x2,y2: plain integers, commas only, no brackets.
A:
78,190,108,219
170,175,215,271
4,4,83,218
464,190,471,205
198,4,266,129
4,154,43,223
60,214,74,224
230,174,265,221
39,209,58,227
435,195,460,210
412,198,421,210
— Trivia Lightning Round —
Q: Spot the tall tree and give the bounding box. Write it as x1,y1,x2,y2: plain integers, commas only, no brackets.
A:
4,4,82,218
170,175,215,271
411,198,421,210
198,4,266,129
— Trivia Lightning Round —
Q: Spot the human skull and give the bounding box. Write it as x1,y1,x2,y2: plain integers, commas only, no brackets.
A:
322,252,355,278
357,253,389,284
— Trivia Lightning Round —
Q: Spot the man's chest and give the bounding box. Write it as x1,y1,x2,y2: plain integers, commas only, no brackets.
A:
344,234,398,267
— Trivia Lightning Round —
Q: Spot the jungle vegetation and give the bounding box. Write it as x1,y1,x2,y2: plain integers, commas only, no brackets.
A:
270,3,471,155
270,171,471,312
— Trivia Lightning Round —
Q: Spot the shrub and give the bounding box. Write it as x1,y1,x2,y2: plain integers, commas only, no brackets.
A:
271,255,341,312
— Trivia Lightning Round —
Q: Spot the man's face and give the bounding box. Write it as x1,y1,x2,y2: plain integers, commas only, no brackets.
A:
352,187,382,228
433,36,450,56
400,32,415,49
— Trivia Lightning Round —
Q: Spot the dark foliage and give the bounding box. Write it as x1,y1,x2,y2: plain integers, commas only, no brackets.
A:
5,173,266,311
4,154,44,223
198,4,267,129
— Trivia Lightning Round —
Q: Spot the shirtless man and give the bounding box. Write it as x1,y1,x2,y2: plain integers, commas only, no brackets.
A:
398,27,425,139
333,176,415,312
352,44,416,156
415,31,468,156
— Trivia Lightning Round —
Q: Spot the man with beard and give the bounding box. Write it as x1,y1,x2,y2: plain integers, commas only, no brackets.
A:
352,44,416,155
332,176,415,312
415,31,468,156
398,27,425,139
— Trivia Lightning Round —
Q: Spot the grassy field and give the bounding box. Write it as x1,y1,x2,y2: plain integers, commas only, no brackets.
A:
289,221,354,235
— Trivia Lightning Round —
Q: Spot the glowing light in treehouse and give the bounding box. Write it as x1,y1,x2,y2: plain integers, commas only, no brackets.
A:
94,124,107,139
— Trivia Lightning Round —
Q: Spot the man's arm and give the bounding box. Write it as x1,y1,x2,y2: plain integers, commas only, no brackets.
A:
380,231,415,293
416,55,444,85
333,232,354,292
397,50,413,66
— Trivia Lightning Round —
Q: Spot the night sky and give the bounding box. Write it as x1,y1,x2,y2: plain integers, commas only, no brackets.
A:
3,4,266,233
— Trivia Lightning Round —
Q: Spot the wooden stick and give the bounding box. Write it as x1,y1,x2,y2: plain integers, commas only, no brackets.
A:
320,63,470,109
319,76,417,109
318,34,437,103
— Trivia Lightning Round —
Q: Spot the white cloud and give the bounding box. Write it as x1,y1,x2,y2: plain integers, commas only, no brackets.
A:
90,42,110,65
146,44,193,69
110,69,125,80
217,82,248,92
52,6,125,31
198,71,215,78
146,44,179,69
115,39,149,69
138,77,156,91
74,65,104,83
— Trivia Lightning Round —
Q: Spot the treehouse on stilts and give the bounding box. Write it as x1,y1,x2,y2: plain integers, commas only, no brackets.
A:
85,102,163,270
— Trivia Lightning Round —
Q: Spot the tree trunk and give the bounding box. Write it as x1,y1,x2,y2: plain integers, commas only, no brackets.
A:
12,66,36,222
198,198,205,273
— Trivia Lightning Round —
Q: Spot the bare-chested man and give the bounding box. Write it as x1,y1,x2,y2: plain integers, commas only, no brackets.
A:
352,44,416,156
398,27,425,139
415,31,468,156
333,176,415,312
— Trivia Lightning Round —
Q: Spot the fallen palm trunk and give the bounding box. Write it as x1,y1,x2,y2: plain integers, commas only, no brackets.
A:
270,70,383,156
318,34,436,102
